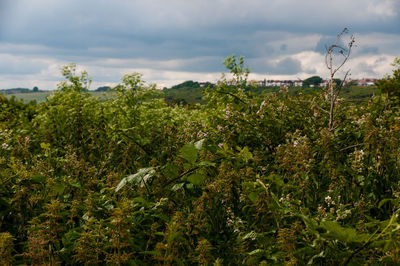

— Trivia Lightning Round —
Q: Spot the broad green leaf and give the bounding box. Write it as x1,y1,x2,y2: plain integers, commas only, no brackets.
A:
132,197,150,207
321,220,369,243
187,173,205,185
248,191,260,203
115,167,156,192
180,143,198,164
194,139,205,150
300,215,318,234
162,163,179,179
53,182,65,194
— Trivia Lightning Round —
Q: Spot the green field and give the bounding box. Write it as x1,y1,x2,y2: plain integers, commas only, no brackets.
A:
3,85,377,106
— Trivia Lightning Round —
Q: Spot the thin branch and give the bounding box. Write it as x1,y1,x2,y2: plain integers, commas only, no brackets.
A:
339,143,363,151
334,69,351,102
215,89,248,105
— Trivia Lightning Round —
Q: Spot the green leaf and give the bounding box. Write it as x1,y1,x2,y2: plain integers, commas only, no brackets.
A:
69,182,81,189
132,197,150,207
167,231,181,243
307,251,325,265
115,167,156,192
248,249,266,256
197,161,216,167
180,143,198,164
162,163,179,179
248,191,260,203
238,146,253,163
243,231,258,240
171,183,185,192
321,220,369,243
31,175,46,184
187,173,205,185
194,139,205,150
300,215,318,234
53,182,65,194
378,198,394,209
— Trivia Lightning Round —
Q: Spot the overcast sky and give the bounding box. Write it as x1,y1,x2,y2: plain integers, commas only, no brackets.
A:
0,0,399,90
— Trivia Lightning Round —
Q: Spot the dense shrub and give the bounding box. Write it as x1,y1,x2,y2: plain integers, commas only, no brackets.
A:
1,59,400,264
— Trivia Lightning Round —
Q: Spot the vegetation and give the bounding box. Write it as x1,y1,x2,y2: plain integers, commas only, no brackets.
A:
376,57,400,103
302,76,323,88
0,58,400,264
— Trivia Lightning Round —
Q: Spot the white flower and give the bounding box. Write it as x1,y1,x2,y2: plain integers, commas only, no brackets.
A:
293,141,298,147
325,196,331,203
1,143,8,149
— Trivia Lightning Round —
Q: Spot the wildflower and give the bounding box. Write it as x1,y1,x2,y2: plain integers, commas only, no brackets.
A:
225,110,231,118
293,141,298,147
218,143,224,148
1,143,8,149
325,196,332,204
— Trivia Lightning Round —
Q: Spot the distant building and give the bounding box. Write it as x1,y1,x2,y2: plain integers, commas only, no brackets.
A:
214,78,378,88
355,78,378,86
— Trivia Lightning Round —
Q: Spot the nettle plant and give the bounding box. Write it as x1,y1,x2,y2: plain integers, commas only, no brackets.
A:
2,51,400,264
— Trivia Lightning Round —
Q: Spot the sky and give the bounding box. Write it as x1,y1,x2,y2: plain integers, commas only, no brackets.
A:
0,0,399,90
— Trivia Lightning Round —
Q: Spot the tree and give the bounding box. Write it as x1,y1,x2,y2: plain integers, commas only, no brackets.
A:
33,86,39,92
376,57,400,103
95,86,111,92
223,55,249,86
58,63,92,92
302,76,323,87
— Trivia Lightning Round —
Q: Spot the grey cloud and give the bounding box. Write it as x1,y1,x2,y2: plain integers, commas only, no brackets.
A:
0,57,48,75
273,58,303,75
0,0,399,89
356,62,377,76
358,46,379,55
2,0,399,54
314,36,347,55
248,57,303,75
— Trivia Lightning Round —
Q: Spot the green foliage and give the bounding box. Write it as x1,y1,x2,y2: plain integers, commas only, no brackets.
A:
376,57,400,103
2,59,400,264
303,75,323,87
223,54,250,86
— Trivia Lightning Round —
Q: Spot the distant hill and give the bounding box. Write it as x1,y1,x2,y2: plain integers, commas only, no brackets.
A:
0,88,33,94
95,86,111,92
162,80,377,105
163,81,214,105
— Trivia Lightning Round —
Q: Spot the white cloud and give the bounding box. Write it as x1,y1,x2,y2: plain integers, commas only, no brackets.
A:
0,1,399,89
